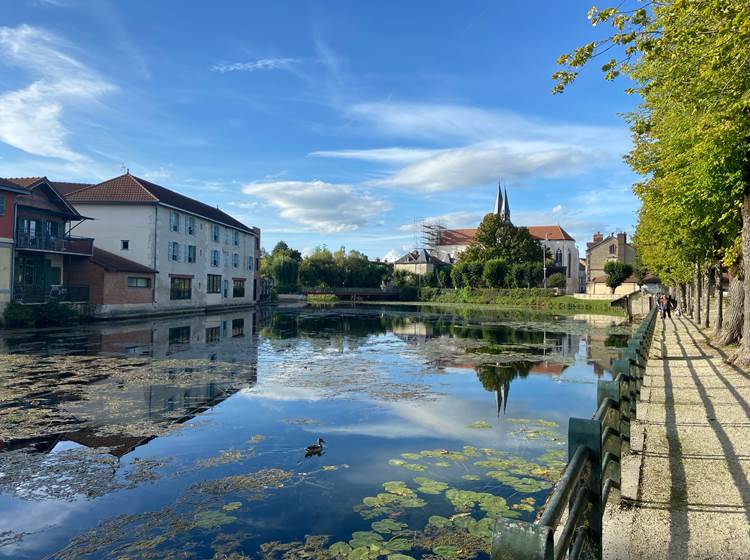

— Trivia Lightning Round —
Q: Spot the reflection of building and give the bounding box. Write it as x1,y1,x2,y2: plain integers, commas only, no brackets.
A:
391,319,434,340
427,185,580,293
1,310,259,460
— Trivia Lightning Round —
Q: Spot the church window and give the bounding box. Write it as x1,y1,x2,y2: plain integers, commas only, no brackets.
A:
555,248,562,266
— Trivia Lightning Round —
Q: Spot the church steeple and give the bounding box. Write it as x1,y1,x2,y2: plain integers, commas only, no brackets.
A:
500,187,511,223
493,182,503,215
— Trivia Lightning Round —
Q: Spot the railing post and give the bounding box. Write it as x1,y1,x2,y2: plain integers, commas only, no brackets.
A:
569,418,603,560
491,519,553,560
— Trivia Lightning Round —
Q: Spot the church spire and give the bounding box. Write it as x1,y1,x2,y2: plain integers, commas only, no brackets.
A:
500,187,511,223
493,181,503,215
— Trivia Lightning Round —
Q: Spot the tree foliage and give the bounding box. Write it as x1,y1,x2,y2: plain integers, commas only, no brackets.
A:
461,214,544,264
604,261,633,293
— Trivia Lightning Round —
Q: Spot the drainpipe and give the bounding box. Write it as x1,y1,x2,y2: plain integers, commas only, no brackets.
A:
152,205,158,305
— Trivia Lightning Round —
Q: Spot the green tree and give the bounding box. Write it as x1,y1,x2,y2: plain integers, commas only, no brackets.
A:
482,258,509,288
509,262,543,289
603,262,633,294
555,1,749,360
270,255,299,291
271,241,302,262
547,272,566,290
461,214,544,264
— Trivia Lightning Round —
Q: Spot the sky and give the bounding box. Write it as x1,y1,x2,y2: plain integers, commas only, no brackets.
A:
0,0,640,261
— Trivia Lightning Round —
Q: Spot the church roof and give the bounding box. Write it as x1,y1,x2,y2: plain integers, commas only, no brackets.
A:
436,228,477,246
394,249,447,265
526,225,575,241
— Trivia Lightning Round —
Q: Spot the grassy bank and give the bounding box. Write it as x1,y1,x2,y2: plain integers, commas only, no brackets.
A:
306,294,339,304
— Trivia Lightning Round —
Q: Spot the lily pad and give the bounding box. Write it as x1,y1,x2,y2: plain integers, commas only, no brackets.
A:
372,519,407,534
192,510,236,529
221,501,242,512
349,531,384,549
432,544,459,558
413,477,448,495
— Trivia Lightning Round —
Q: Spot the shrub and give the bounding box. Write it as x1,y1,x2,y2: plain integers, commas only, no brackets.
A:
547,272,567,289
482,259,508,288
399,285,419,301
3,302,36,328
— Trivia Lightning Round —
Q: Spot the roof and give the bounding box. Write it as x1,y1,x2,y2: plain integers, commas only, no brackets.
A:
526,225,575,241
394,249,447,266
51,181,95,196
66,173,256,234
436,228,477,246
90,247,157,274
1,176,85,218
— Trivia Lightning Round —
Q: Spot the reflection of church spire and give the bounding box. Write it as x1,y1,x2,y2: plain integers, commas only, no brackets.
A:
494,375,510,417
493,181,503,215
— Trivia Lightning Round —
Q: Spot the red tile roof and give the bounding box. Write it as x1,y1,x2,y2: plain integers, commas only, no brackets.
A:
437,228,477,245
67,173,256,234
91,247,157,274
2,177,43,188
526,225,575,241
51,181,95,196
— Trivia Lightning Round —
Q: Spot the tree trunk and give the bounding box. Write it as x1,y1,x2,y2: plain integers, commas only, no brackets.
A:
686,283,692,317
680,284,687,315
703,264,712,328
717,272,743,345
694,262,702,325
714,265,723,335
729,183,750,365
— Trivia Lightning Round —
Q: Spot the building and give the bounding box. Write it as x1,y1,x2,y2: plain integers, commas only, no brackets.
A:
428,184,580,293
393,248,448,276
64,172,261,314
585,232,636,295
0,177,95,307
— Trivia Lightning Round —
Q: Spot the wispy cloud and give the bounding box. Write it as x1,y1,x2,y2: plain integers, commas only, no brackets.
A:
242,180,391,233
0,25,115,162
398,210,485,231
309,147,439,165
210,58,299,73
371,141,600,192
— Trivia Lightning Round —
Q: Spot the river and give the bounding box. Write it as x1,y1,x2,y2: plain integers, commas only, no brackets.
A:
0,304,629,559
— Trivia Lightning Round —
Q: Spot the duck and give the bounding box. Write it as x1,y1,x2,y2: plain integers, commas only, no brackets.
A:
305,437,325,457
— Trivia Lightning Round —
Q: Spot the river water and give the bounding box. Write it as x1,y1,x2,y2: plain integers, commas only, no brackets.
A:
0,304,629,560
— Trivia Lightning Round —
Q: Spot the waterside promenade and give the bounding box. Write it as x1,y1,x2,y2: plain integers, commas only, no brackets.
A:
605,316,750,559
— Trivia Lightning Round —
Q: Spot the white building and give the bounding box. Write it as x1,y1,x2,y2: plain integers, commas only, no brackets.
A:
66,173,260,314
430,185,581,293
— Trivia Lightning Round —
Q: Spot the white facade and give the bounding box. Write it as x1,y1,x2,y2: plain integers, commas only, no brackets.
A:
542,238,580,294
71,202,259,312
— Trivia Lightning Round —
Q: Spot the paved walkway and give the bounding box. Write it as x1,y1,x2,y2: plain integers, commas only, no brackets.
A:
604,316,750,560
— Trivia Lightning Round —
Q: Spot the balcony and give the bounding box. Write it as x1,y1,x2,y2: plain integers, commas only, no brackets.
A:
15,234,94,256
13,284,90,304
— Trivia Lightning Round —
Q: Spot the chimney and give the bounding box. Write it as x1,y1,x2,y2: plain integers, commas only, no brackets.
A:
617,232,627,244
592,231,603,243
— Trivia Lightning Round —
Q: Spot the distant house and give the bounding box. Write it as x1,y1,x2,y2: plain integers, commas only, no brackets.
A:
0,177,94,309
65,172,261,313
585,232,637,295
394,249,447,276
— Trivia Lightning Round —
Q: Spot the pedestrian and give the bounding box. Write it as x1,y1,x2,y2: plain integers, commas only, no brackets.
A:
665,295,672,319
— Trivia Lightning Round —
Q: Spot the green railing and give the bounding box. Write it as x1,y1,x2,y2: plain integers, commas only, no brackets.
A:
490,306,658,560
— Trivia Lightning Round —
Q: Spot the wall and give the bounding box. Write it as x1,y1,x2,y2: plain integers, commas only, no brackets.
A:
71,204,156,268
587,280,639,296
64,258,155,311
394,262,433,276
0,191,14,239
587,235,636,281
543,239,579,294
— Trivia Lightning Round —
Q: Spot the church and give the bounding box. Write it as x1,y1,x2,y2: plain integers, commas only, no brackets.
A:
427,185,580,294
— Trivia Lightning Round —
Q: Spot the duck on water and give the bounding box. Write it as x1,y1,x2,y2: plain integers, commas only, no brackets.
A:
305,437,325,457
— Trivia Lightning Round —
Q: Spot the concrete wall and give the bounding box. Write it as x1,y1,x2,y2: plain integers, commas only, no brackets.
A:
543,239,579,294
394,262,434,276
587,280,639,296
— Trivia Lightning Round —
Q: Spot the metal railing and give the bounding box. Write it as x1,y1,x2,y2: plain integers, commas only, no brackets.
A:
491,306,658,560
14,284,90,304
15,233,94,256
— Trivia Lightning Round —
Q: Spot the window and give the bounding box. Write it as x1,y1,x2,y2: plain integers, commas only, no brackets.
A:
224,228,231,244
169,241,180,262
186,215,195,235
555,248,563,266
121,240,130,250
46,221,60,237
207,274,222,294
223,250,229,267
169,210,180,232
168,326,191,345
206,326,221,343
233,230,240,246
211,249,220,267
232,318,244,337
212,223,220,242
187,245,197,263
232,252,239,268
567,253,572,278
233,278,245,297
0,195,5,216
170,277,192,300
247,256,253,271
127,276,151,288
609,244,616,255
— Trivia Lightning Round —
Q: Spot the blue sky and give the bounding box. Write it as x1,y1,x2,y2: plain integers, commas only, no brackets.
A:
0,0,640,260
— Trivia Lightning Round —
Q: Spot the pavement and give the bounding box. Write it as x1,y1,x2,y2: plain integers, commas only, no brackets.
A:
604,316,750,560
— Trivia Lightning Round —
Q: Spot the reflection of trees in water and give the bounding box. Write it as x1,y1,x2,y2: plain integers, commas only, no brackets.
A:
261,312,389,342
475,361,535,416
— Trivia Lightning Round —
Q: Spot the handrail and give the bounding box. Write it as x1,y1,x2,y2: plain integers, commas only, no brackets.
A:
491,305,658,560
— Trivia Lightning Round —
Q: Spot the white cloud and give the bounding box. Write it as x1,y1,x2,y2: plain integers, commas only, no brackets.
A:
383,249,401,262
0,25,115,161
242,180,391,233
398,210,485,231
309,147,439,165
372,141,599,192
552,204,563,213
210,58,299,73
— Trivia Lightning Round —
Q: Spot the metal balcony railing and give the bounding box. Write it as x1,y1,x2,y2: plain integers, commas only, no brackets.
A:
490,306,658,560
15,234,94,256
14,284,90,304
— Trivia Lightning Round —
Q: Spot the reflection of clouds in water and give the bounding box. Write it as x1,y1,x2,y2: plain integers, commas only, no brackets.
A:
0,499,88,557
239,385,326,402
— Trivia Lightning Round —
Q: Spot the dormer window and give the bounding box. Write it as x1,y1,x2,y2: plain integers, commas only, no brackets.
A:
609,244,616,255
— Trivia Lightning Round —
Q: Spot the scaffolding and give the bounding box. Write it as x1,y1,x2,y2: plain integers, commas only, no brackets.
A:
421,222,446,253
